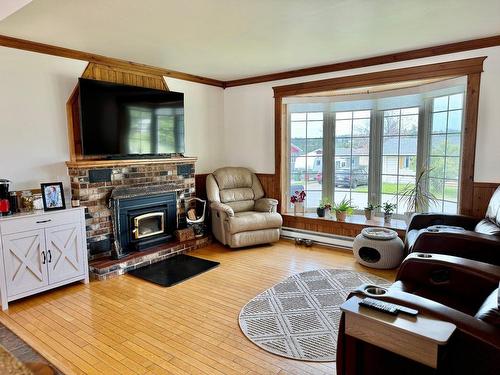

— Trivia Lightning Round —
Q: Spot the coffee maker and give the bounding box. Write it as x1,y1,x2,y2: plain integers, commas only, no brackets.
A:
0,179,11,216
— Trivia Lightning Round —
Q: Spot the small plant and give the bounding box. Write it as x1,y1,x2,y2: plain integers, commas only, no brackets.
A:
319,197,332,210
333,196,355,222
382,202,397,214
364,202,380,220
290,190,306,204
382,201,397,224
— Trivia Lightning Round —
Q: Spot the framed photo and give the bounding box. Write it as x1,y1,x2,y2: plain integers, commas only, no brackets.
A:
41,182,66,211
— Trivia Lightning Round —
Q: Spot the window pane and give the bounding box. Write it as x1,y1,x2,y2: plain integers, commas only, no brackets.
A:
384,109,400,117
383,116,399,135
308,112,323,121
446,134,461,156
335,156,351,169
449,93,463,110
399,156,417,176
445,157,460,180
336,112,352,120
335,138,351,155
353,110,371,119
432,112,447,133
400,115,418,135
291,113,306,121
353,118,370,136
352,137,370,155
291,122,306,138
443,201,458,214
305,190,322,209
307,121,323,138
382,156,398,174
447,110,463,132
336,120,351,136
433,96,448,112
429,178,444,200
399,136,417,155
431,135,446,156
429,157,445,177
401,107,419,115
383,136,399,155
381,175,398,194
444,180,458,202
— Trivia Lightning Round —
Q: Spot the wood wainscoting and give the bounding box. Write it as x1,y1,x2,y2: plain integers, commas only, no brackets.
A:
472,182,499,217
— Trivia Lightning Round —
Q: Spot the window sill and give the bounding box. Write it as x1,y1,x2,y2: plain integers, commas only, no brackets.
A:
282,212,407,238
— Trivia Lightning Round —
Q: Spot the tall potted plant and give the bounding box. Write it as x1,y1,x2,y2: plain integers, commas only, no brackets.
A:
333,196,355,222
290,190,306,215
399,167,439,223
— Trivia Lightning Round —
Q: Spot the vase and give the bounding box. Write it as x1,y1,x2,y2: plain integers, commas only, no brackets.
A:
364,209,372,220
335,211,347,222
294,201,304,215
317,207,325,217
384,213,392,224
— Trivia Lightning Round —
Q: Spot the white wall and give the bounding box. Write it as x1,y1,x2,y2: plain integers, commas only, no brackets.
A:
223,46,500,182
0,47,225,192
0,47,86,191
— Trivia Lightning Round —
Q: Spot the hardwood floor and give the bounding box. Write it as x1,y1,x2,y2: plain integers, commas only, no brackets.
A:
0,240,397,375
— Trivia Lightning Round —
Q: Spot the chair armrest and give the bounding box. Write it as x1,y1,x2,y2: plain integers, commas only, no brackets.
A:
411,230,500,265
254,198,279,213
407,213,481,232
396,253,500,308
210,202,234,217
349,287,500,349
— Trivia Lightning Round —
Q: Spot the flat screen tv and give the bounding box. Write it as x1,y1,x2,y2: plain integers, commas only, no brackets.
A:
78,78,184,157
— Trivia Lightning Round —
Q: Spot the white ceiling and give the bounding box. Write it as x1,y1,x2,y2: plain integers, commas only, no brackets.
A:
0,0,499,81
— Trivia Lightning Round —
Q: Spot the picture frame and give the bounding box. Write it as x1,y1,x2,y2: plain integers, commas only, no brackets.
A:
40,182,66,211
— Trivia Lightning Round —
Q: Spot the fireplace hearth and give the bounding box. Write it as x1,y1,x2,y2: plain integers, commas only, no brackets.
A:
111,186,177,259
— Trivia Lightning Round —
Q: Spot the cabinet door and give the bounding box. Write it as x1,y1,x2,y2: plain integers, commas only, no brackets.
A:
45,223,85,284
2,229,49,297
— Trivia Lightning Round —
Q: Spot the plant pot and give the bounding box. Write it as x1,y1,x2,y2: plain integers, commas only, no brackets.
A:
317,207,325,217
384,213,392,224
364,208,372,220
335,210,347,222
293,201,304,215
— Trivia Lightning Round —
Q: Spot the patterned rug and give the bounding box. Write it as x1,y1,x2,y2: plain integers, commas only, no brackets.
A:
238,268,390,362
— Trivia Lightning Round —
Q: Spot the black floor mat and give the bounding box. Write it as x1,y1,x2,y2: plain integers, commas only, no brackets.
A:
128,254,220,287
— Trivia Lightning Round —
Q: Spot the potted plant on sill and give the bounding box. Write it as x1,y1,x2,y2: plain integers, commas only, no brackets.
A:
317,198,332,217
399,167,439,223
364,203,379,220
290,190,306,215
382,201,397,224
333,196,355,222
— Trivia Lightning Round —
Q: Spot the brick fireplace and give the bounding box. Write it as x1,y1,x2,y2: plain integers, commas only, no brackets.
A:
67,158,197,260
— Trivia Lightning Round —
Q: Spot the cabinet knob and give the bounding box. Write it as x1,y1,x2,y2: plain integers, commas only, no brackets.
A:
48,250,52,263
41,251,46,264
36,219,52,224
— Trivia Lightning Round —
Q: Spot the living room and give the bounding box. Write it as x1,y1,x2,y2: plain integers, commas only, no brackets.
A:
0,1,499,374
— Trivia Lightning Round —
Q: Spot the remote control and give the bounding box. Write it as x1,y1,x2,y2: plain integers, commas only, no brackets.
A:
359,297,398,315
359,297,419,316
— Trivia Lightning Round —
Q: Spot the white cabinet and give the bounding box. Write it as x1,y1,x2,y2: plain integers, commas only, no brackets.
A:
0,208,88,310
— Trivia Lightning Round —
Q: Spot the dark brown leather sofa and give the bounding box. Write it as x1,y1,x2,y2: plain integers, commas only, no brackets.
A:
404,186,500,265
337,253,500,375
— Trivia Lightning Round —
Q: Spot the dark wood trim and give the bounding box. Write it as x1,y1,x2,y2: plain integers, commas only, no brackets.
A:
272,57,486,98
225,35,500,87
0,34,225,87
273,57,486,219
472,182,499,218
460,72,482,215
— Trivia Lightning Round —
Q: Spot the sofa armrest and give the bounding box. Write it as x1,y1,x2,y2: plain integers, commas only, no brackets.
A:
411,230,500,265
210,202,234,217
396,253,500,308
407,213,481,232
254,198,279,213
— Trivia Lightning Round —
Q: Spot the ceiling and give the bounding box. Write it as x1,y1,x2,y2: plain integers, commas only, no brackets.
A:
0,0,499,81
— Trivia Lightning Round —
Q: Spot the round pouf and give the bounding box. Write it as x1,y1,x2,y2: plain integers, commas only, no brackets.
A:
353,227,404,269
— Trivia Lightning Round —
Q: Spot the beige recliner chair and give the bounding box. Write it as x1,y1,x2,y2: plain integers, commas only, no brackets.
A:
206,167,283,248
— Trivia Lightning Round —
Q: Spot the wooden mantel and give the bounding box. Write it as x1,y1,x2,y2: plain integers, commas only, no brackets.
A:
66,156,197,169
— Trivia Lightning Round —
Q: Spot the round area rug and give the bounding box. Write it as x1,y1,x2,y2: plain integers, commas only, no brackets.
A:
238,268,391,362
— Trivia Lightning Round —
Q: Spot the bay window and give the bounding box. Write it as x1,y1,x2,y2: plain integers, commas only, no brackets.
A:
285,77,466,217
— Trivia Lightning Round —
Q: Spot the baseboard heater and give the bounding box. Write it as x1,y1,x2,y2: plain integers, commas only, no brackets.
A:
280,227,354,250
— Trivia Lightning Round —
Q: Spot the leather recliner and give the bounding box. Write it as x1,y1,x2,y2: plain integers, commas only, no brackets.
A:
206,167,283,248
337,253,500,375
404,185,500,265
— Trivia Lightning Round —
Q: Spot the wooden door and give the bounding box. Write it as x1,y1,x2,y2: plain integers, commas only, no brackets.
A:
45,223,85,284
2,229,49,297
